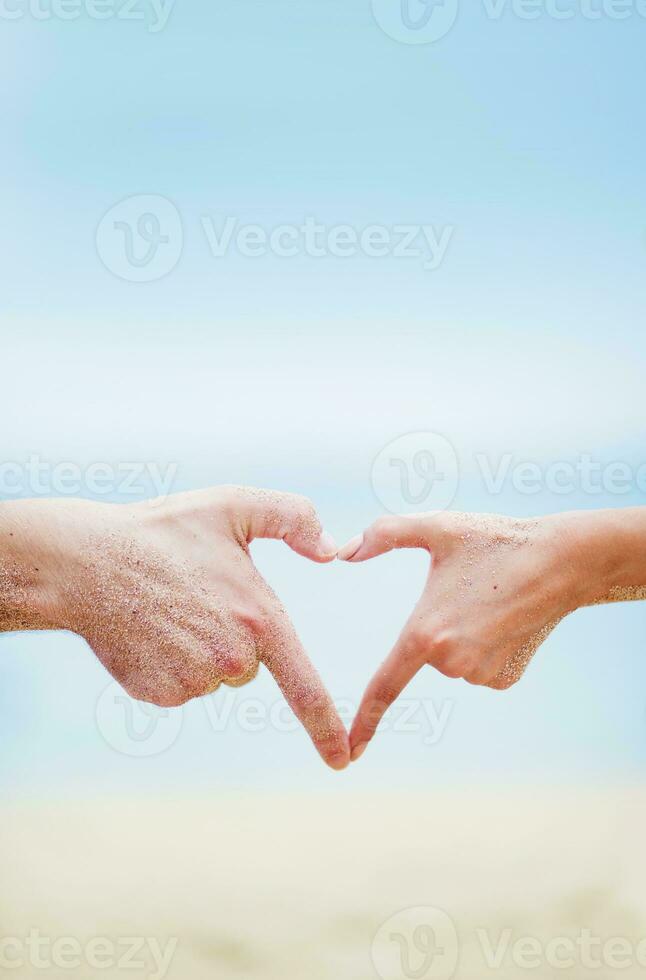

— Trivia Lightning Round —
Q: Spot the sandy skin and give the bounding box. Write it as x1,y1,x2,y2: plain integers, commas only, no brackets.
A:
339,508,646,761
0,486,350,771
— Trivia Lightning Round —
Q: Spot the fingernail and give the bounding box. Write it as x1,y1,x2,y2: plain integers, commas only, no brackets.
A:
318,531,338,557
338,534,363,562
351,742,368,763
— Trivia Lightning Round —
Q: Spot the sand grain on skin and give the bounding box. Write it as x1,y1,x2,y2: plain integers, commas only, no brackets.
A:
234,487,324,551
63,532,260,702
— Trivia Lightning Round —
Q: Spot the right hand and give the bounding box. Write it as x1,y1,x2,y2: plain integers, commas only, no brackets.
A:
339,511,583,760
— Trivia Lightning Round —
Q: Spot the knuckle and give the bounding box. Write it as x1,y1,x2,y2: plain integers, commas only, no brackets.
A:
411,626,455,662
220,647,256,682
235,604,272,637
295,493,315,513
224,661,259,688
294,685,329,717
428,628,455,658
288,493,316,520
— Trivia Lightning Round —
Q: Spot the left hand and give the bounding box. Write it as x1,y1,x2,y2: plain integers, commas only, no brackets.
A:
0,486,350,770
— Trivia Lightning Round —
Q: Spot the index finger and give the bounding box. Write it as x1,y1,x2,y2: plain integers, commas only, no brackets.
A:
349,629,425,761
261,617,350,771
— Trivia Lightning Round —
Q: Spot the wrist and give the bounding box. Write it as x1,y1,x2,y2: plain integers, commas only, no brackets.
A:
0,498,86,631
543,509,646,607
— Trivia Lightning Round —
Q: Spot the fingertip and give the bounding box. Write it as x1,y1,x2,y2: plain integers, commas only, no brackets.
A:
338,534,364,562
351,741,368,763
349,723,370,753
317,723,351,771
317,531,338,561
291,530,338,563
326,749,351,771
317,731,351,771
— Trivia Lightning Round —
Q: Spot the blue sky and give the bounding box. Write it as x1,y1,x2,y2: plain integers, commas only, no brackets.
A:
0,0,645,794
3,0,645,337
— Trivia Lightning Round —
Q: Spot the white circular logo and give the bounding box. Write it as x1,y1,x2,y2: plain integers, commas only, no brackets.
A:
95,681,183,758
372,432,459,514
372,906,459,980
96,194,183,282
372,0,459,44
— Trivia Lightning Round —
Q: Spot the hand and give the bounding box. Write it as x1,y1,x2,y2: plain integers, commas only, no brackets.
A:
1,487,349,770
339,511,588,761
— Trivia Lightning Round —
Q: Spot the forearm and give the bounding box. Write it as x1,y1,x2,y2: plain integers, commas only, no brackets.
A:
556,507,646,607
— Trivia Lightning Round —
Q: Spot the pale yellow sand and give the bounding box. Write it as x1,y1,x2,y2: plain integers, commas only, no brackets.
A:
1,788,646,979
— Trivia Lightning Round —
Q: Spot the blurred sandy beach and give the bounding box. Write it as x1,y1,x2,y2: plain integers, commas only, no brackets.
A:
2,788,646,979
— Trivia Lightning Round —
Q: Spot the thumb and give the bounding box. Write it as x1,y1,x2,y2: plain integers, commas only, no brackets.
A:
338,513,438,562
235,487,338,563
